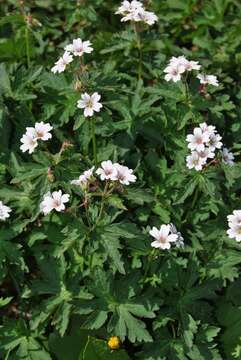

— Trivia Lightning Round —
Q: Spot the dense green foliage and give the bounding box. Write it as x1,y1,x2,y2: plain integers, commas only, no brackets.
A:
0,0,241,359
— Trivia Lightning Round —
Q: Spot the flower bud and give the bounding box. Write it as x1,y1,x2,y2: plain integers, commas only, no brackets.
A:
47,167,55,182
74,80,82,91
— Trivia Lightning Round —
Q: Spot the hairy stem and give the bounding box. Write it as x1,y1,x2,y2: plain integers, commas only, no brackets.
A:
91,117,97,166
133,23,142,80
25,26,30,69
91,181,110,231
183,77,190,104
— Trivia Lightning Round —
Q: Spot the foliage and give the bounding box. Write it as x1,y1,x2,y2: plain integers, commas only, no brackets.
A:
0,0,241,359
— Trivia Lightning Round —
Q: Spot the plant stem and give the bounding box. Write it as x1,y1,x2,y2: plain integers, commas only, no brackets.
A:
91,117,97,166
83,336,90,359
182,72,191,105
84,193,91,228
96,181,109,222
170,322,176,338
133,23,142,80
25,26,30,69
91,181,109,231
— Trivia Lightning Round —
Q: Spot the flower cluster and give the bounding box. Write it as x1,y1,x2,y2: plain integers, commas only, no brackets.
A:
186,122,223,171
164,55,219,87
39,161,136,216
51,39,102,118
164,56,201,82
227,210,241,242
0,201,11,221
96,160,137,185
149,224,179,250
51,38,93,74
115,1,157,25
71,161,137,188
20,122,52,154
40,190,70,215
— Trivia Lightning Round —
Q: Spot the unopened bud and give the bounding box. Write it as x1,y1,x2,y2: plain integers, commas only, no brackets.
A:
74,80,82,91
32,18,42,27
47,167,55,182
61,141,73,151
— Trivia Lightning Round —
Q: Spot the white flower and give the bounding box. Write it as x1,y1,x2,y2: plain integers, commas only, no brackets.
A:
184,60,201,71
164,63,185,82
121,9,140,22
113,163,137,185
137,9,158,25
71,167,94,186
170,56,201,71
51,51,73,74
199,122,216,137
149,224,178,250
198,148,215,161
40,190,70,215
117,1,142,22
65,38,93,57
77,92,103,117
186,127,209,152
207,133,222,151
0,201,11,221
227,226,241,242
186,151,206,171
227,210,241,227
115,0,143,14
116,1,157,25
227,211,241,242
26,122,52,141
222,148,234,166
96,160,118,181
197,74,219,87
20,133,38,154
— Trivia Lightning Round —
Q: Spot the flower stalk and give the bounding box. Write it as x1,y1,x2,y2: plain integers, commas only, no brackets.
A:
133,23,142,80
91,117,97,167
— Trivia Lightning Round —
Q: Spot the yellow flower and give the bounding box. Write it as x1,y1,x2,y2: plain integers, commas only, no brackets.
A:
108,336,121,350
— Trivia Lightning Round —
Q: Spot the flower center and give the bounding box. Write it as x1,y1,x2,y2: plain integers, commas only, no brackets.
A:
53,199,61,208
158,236,166,244
196,137,203,145
87,100,93,108
37,131,44,138
117,171,125,181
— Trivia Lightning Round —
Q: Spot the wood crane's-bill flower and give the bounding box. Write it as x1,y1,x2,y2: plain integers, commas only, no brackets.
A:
150,225,178,250
40,190,70,215
51,51,73,74
0,201,11,221
77,92,103,117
